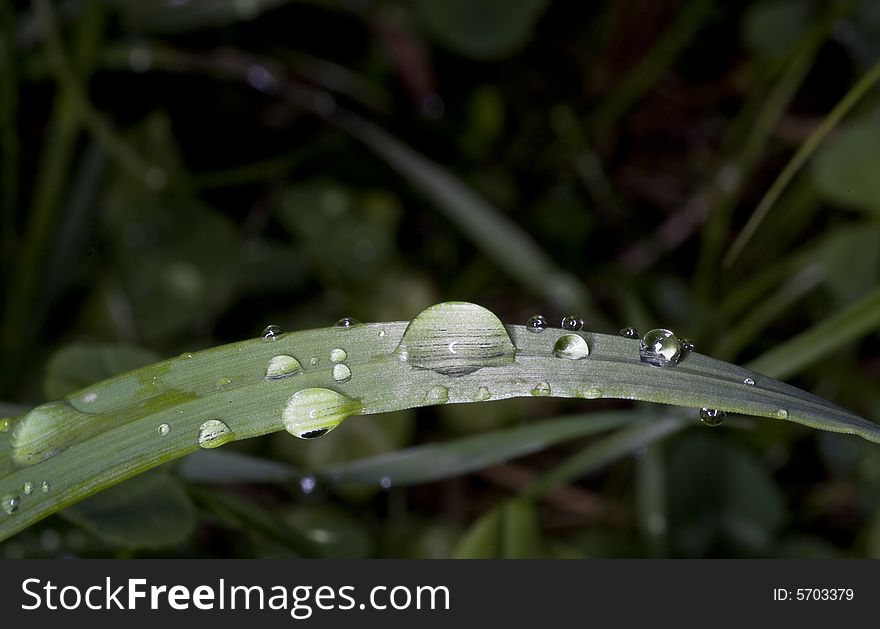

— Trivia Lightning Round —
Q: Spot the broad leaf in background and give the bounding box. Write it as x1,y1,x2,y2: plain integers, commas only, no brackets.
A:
45,343,160,399
817,221,880,307
742,0,812,58
60,470,196,549
452,499,545,559
812,120,880,214
414,0,549,59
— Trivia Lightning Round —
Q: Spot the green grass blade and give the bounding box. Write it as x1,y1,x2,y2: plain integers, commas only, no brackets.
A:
745,284,880,380
321,411,642,486
2,301,877,541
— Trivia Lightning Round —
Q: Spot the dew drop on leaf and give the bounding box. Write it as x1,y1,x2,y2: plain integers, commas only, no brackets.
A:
699,408,726,426
639,329,682,367
41,481,51,494
526,314,547,333
157,423,171,437
619,327,640,339
743,377,755,386
282,388,363,440
427,386,449,404
561,315,584,331
329,348,347,363
335,317,360,328
261,324,283,340
197,419,235,449
332,364,352,383
266,355,302,379
531,382,551,396
22,481,34,495
553,334,590,360
2,494,20,515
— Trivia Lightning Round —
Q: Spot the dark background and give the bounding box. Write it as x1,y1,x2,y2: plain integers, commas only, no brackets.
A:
1,0,879,558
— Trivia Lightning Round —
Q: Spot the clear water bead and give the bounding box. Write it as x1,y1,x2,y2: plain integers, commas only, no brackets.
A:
561,315,584,331
553,334,590,360
334,317,359,328
680,338,695,352
41,481,51,493
619,327,640,339
261,324,283,340
527,315,548,333
699,408,726,427
23,481,34,495
332,364,352,383
197,419,234,449
158,423,171,437
2,494,20,515
639,329,682,367
743,377,755,386
531,382,551,396
329,348,347,363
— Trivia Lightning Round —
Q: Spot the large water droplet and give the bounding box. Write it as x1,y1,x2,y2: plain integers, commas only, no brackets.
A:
639,329,682,367
2,494,20,515
197,419,234,449
329,348,347,363
743,377,755,386
619,327,640,339
41,481,51,494
262,324,283,340
22,481,34,495
561,315,584,331
553,334,590,360
157,423,171,437
11,401,92,465
699,408,726,427
427,386,449,404
282,388,363,440
396,302,515,377
335,317,359,328
531,382,551,396
332,364,352,383
527,315,547,333
266,355,302,379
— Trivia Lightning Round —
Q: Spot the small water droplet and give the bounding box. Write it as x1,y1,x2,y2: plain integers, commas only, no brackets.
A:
427,386,449,404
262,324,283,340
309,357,318,366
639,329,682,367
2,495,20,515
215,376,233,389
380,476,392,490
41,481,51,493
553,334,590,360
197,419,234,449
699,408,726,427
179,352,194,359
22,481,34,495
332,363,352,383
157,423,171,437
300,475,317,494
774,408,789,419
283,388,363,439
578,387,603,399
266,355,302,379
743,377,755,386
0,417,12,432
561,315,584,331
527,315,548,333
329,348,347,363
531,382,551,396
378,329,387,338
475,386,491,401
335,317,359,328
619,327,640,339
680,338,695,352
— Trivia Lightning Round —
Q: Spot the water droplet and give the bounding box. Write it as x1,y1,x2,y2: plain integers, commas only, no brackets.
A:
380,476,392,490
475,386,491,401
335,317,359,328
2,495,20,515
578,387,603,399
332,364,352,383
41,481,51,494
0,417,11,432
197,419,235,449
619,327,640,339
11,401,93,465
531,382,551,396
282,388,363,440
300,475,317,495
266,355,302,379
396,302,516,377
157,423,171,437
774,409,789,419
309,357,318,366
378,329,387,338
699,408,726,427
262,324,283,340
215,376,233,389
743,377,755,386
179,352,194,359
639,329,682,367
22,481,34,495
526,315,548,333
427,386,449,404
680,338,695,352
329,348,347,363
553,334,590,360
561,315,584,331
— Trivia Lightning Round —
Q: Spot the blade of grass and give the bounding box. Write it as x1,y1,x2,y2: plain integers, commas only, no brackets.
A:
745,284,880,380
724,57,880,267
636,438,667,557
2,302,877,541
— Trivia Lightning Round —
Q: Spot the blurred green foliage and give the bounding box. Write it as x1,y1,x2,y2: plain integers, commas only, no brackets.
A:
1,0,879,558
